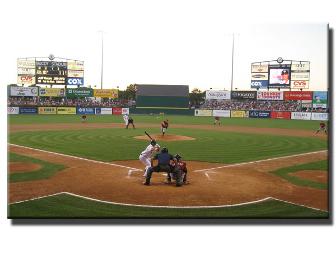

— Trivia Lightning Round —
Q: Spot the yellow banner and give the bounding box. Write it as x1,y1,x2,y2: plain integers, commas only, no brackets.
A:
231,110,248,118
38,107,57,114
39,88,65,97
93,89,118,98
57,107,76,115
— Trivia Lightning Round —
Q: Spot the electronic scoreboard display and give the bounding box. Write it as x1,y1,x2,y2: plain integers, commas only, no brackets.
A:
36,61,67,76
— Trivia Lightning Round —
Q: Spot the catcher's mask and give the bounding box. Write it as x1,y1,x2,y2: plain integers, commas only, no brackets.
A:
161,147,168,153
150,139,157,146
174,154,182,161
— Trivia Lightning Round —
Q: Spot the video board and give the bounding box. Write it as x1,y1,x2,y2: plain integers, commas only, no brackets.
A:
268,64,291,88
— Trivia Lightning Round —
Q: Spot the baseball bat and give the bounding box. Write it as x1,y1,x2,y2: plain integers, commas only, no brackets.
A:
145,131,153,140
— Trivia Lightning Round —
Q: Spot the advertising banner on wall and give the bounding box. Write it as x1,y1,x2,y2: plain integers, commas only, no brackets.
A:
291,112,312,120
231,110,249,118
17,67,36,75
251,64,268,73
67,60,84,70
257,91,283,100
112,108,122,115
17,75,36,85
212,110,230,117
122,108,130,115
95,108,113,115
77,107,95,115
251,80,268,89
17,59,35,69
270,111,291,119
251,73,268,80
205,90,231,100
231,91,257,100
66,77,84,86
194,109,212,116
7,107,20,114
66,88,93,98
19,107,38,114
93,89,118,98
312,91,328,108
291,62,310,72
311,113,328,121
249,110,271,118
291,72,310,80
68,70,84,78
284,91,312,101
38,107,57,114
57,107,76,114
10,86,38,96
290,80,309,89
39,88,65,97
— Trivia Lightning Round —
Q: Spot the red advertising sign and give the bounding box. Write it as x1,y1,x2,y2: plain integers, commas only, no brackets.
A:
271,111,291,119
284,91,312,101
112,107,122,115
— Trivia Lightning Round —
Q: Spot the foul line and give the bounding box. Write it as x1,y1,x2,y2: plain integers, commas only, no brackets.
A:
9,192,328,212
194,150,328,173
9,143,142,171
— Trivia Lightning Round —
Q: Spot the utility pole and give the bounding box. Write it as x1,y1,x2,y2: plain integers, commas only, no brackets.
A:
230,33,235,92
99,31,104,89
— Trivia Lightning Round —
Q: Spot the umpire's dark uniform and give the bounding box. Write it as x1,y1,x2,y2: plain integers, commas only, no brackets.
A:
144,148,182,186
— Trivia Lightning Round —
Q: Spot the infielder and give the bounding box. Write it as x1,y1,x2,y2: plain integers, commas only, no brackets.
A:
214,116,221,126
161,119,169,136
315,121,327,135
122,114,129,128
139,139,160,177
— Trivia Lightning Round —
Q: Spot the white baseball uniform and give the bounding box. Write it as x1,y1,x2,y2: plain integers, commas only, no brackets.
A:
139,143,160,176
123,114,129,126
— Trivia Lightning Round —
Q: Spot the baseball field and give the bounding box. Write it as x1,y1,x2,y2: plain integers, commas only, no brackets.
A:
8,114,329,219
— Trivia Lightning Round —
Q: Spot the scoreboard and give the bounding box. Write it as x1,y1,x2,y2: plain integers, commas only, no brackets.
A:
17,58,84,86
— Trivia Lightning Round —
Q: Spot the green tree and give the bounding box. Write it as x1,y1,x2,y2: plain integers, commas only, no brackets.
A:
189,88,205,107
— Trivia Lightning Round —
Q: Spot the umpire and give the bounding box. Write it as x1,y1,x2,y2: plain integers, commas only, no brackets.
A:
144,147,182,187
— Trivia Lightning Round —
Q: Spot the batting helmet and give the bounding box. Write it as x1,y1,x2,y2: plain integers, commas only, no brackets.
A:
161,147,168,153
150,139,157,146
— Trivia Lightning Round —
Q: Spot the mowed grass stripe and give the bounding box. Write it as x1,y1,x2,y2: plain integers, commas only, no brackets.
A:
9,128,327,163
9,114,326,130
8,193,328,218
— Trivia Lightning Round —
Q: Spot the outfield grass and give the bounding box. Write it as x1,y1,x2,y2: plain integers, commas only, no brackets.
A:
272,160,328,190
8,114,326,130
9,128,327,163
8,193,328,218
9,153,65,182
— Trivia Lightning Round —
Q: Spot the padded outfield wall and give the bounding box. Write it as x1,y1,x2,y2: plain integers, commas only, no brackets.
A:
135,84,189,109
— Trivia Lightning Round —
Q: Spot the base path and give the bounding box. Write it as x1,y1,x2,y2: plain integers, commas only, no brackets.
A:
8,144,328,211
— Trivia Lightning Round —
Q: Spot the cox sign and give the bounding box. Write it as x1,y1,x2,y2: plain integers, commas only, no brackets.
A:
67,77,84,86
251,80,268,89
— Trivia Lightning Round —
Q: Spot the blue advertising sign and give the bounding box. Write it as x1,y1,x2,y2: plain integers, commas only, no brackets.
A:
249,110,271,118
251,80,268,89
66,77,84,86
95,108,102,114
312,91,328,108
19,107,38,114
76,107,95,114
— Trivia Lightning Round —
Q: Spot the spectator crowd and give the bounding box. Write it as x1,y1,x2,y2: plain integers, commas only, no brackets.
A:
8,97,135,108
199,99,327,112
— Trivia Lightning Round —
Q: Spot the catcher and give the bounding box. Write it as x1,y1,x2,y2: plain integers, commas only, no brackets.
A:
144,147,183,187
167,154,188,185
161,119,169,136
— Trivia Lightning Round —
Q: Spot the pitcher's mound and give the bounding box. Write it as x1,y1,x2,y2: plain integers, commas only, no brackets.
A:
134,134,195,141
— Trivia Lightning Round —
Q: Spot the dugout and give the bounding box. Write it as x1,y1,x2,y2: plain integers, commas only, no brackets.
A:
135,84,190,111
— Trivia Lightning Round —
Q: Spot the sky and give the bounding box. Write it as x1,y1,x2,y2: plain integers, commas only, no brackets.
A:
0,1,329,92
